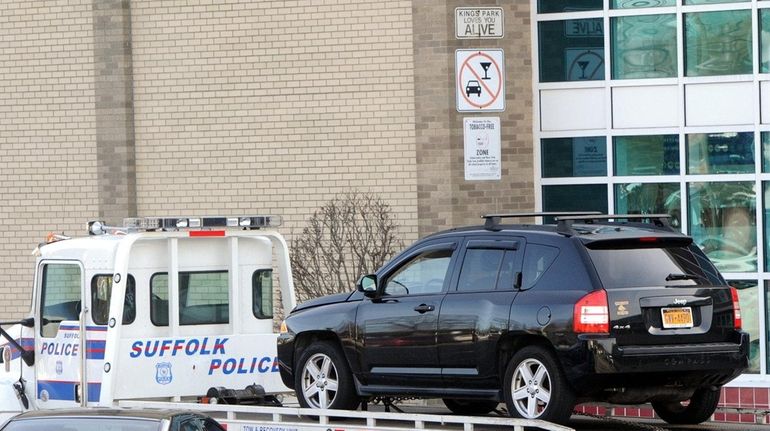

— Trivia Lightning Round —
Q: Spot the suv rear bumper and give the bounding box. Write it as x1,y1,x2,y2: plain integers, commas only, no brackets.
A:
564,332,749,397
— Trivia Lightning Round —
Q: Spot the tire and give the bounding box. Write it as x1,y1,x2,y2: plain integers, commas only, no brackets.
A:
651,388,720,425
442,398,499,416
503,346,575,425
294,341,359,410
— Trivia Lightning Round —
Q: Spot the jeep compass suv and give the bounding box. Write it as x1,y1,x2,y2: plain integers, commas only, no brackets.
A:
277,213,749,425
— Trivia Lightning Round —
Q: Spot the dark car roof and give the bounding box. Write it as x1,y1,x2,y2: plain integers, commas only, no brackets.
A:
423,222,683,242
10,408,201,421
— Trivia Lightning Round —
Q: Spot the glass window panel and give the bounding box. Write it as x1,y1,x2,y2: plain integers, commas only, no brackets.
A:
615,183,681,229
729,280,759,373
612,0,675,8
150,273,169,326
538,0,602,13
762,10,770,73
686,132,754,174
385,249,453,296
762,132,770,172
542,185,608,223
766,281,770,373
612,14,677,79
179,271,229,325
688,182,757,272
684,10,752,77
685,0,749,3
589,245,724,289
458,249,505,292
539,19,605,82
763,182,770,270
522,245,560,290
252,269,273,319
40,264,81,338
91,274,135,325
150,271,230,326
614,135,679,175
542,137,607,177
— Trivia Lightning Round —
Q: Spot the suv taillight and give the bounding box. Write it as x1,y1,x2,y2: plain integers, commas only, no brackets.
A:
730,287,742,330
573,290,609,334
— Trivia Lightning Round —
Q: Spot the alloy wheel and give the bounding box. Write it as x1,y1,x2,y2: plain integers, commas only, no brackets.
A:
510,358,552,418
300,352,340,409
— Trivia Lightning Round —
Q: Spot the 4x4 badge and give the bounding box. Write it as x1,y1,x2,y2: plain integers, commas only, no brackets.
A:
615,300,629,316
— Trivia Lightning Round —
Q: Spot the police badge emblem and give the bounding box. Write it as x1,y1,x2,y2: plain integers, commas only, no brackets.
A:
155,362,173,385
55,360,63,375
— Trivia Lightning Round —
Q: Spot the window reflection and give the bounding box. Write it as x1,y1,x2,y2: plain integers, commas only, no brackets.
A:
686,132,754,174
762,10,770,73
763,132,770,173
730,280,758,373
688,182,756,272
766,282,770,373
615,183,681,228
539,19,605,82
542,184,608,224
685,10,752,77
538,0,602,14
685,0,749,4
612,14,677,79
612,0,675,8
615,135,679,175
542,137,607,178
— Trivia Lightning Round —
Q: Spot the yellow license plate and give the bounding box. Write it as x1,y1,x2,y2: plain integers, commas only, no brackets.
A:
661,307,693,329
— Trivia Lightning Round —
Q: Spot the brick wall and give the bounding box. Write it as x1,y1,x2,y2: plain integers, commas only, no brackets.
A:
0,1,98,319
0,0,535,320
129,0,419,243
413,0,534,236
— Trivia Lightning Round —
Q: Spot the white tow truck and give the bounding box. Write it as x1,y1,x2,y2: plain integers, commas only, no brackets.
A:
0,216,572,431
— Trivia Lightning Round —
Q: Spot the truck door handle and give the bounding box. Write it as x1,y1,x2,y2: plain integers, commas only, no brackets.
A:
414,304,435,313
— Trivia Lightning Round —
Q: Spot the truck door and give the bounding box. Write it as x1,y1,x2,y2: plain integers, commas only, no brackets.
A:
35,261,86,407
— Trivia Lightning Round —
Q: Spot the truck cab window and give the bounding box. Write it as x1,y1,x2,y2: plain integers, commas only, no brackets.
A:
91,274,136,325
40,263,81,337
151,271,229,326
252,269,273,319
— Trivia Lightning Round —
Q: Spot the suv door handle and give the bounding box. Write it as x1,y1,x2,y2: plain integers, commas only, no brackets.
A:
414,304,435,313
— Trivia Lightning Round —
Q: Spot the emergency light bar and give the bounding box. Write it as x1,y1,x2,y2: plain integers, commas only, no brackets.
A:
87,216,281,235
122,216,282,231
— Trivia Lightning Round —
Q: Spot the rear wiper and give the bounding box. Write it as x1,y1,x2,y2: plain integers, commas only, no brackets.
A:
665,273,709,284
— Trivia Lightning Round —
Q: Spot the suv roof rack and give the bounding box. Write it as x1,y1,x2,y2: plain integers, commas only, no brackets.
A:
481,211,602,231
555,213,674,236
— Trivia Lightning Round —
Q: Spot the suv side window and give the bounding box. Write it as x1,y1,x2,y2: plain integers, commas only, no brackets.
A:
384,248,452,296
457,249,514,292
521,244,559,290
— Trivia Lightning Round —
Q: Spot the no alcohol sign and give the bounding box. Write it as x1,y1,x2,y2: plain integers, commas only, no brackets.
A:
456,49,505,112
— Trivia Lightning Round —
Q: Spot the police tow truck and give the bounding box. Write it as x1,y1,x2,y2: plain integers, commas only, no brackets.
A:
0,216,571,431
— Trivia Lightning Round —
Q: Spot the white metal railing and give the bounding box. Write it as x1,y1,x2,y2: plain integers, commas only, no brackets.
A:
118,400,575,431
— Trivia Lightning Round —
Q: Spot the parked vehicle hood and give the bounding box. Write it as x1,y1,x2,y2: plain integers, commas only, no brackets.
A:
292,291,353,312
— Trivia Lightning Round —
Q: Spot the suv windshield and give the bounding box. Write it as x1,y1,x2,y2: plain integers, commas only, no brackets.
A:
587,245,725,289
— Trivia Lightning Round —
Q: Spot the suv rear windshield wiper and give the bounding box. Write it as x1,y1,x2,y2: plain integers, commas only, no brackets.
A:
665,272,710,284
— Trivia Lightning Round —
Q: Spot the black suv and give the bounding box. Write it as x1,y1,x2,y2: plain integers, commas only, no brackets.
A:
277,213,749,425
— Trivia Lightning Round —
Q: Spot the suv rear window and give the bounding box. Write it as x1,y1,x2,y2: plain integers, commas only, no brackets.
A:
587,245,724,289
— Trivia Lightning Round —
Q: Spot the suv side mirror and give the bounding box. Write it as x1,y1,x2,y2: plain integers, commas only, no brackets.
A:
356,274,378,298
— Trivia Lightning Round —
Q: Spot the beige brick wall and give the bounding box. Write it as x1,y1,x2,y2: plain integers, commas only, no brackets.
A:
129,0,419,245
414,0,534,236
0,1,98,319
0,1,538,320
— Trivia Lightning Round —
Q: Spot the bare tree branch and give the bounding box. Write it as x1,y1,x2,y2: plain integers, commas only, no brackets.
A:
290,191,404,303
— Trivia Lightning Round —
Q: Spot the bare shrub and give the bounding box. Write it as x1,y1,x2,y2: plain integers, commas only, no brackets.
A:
291,192,403,302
